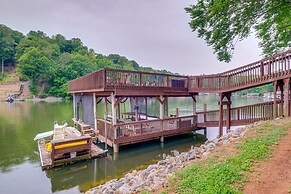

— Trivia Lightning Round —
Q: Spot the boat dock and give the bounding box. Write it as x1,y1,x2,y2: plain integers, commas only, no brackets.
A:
38,127,107,170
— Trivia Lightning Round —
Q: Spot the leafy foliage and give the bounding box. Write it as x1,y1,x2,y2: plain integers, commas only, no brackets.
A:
0,25,24,73
18,47,52,82
235,84,273,95
185,0,291,62
0,25,172,97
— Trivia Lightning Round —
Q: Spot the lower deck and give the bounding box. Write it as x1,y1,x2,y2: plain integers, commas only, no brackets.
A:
96,115,198,150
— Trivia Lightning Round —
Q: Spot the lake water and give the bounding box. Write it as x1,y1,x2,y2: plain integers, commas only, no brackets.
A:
0,95,266,193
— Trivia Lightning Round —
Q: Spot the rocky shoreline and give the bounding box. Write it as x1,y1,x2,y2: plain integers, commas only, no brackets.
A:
0,96,63,102
86,124,253,194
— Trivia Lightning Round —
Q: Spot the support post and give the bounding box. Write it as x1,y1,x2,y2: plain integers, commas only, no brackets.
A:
218,93,231,136
113,144,119,153
279,81,284,117
135,97,139,121
284,78,291,117
159,95,164,119
192,95,197,115
165,96,169,117
111,93,117,125
93,93,98,137
145,97,148,120
203,103,207,122
226,93,231,132
218,93,224,137
176,108,179,117
73,93,76,119
111,93,117,152
160,136,164,143
104,97,108,150
273,81,278,118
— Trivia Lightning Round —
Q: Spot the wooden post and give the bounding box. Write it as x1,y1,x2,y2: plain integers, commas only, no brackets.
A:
226,93,231,132
279,81,284,117
104,97,109,150
273,81,278,118
176,108,179,117
165,96,169,117
145,97,148,120
218,93,224,137
192,95,197,115
73,93,76,120
284,78,290,116
135,97,139,121
113,144,119,153
93,93,98,136
159,95,164,119
111,92,117,125
110,92,119,152
203,104,207,122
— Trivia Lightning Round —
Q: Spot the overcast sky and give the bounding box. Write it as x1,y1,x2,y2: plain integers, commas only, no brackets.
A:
0,0,263,75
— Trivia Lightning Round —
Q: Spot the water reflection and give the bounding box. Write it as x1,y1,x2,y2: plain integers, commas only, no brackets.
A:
0,95,266,193
46,134,206,193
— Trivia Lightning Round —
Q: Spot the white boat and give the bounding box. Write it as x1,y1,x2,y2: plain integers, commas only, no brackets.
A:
34,131,54,140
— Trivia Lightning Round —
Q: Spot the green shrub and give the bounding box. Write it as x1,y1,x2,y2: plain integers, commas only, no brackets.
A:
29,84,38,95
39,93,48,98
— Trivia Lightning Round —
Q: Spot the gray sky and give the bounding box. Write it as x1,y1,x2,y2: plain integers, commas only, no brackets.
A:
0,0,262,75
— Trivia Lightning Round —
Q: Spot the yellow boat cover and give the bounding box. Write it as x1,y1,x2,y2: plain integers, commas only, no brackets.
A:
45,141,88,152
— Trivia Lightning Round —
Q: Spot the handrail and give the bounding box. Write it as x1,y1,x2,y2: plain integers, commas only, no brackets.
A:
114,115,196,127
68,50,290,93
196,100,278,115
189,50,291,92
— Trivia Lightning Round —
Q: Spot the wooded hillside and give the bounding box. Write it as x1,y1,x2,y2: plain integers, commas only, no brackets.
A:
0,24,172,98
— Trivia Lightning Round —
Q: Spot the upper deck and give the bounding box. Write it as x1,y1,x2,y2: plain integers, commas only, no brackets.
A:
68,68,190,96
68,50,290,95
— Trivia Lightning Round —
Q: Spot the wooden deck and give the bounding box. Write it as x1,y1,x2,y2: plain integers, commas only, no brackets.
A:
68,68,190,96
67,50,291,151
97,115,197,146
38,127,107,170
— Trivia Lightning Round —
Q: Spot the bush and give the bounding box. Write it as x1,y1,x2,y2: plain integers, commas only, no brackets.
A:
39,93,48,98
29,84,38,95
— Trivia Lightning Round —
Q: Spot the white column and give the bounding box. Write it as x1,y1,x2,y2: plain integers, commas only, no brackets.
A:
159,95,164,119
110,92,118,151
111,92,117,125
73,93,76,119
93,93,98,135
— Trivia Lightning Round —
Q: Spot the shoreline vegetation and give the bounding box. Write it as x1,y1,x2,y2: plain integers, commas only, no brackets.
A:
0,24,172,99
86,118,291,194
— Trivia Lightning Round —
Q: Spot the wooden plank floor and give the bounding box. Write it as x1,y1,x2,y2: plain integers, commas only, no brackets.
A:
38,127,107,170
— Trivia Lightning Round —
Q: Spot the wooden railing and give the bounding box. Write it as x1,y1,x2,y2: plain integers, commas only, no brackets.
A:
68,70,105,92
105,69,188,88
68,50,290,94
97,115,197,143
197,101,277,127
68,68,188,92
189,50,291,93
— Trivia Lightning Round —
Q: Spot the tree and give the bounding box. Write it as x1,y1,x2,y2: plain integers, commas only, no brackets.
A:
18,47,51,82
0,25,24,74
185,0,291,62
15,32,60,60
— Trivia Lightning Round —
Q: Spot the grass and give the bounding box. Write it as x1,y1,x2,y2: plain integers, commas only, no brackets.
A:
170,120,290,194
0,72,19,84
